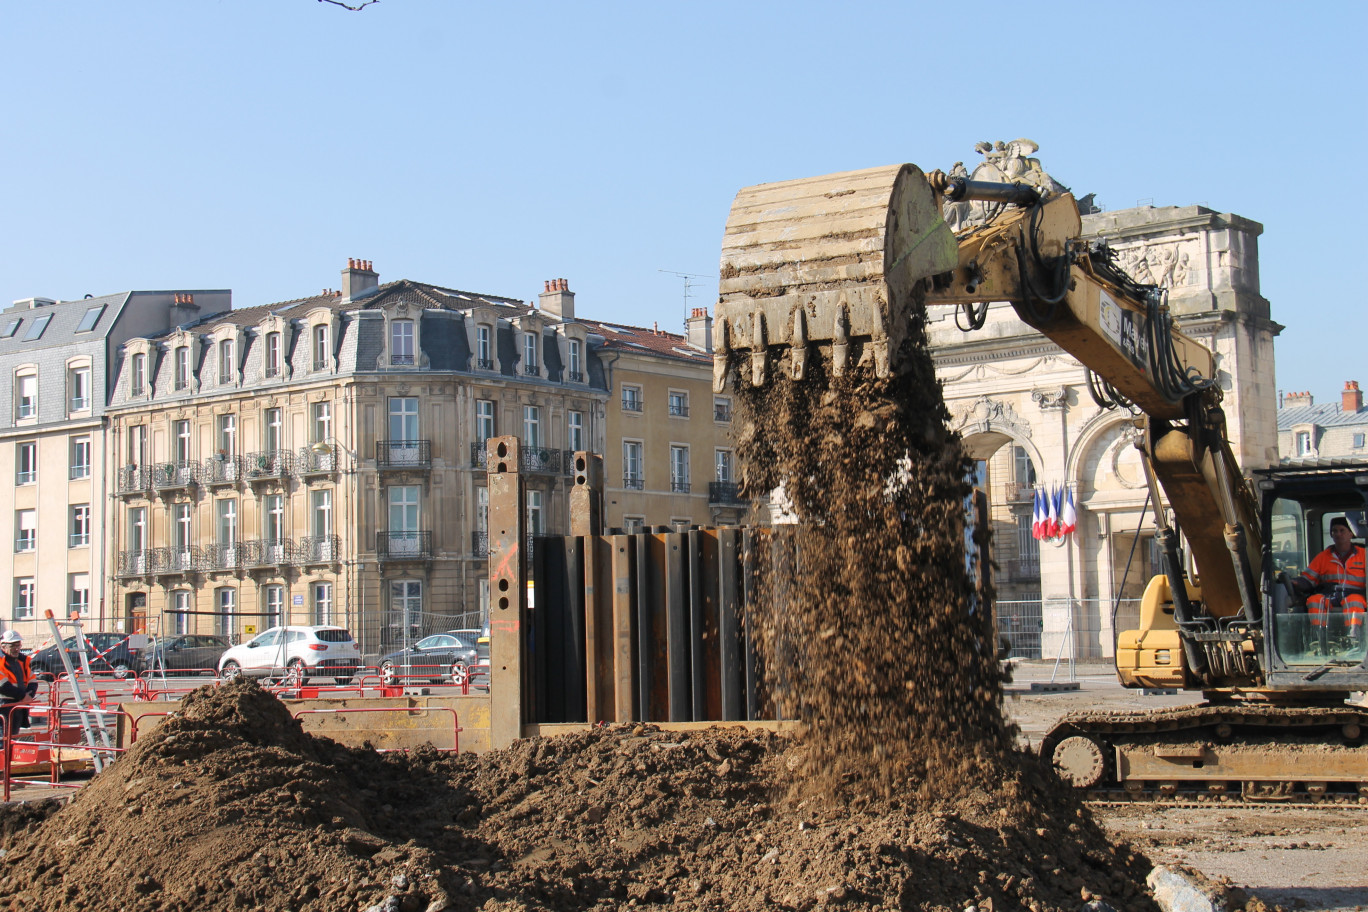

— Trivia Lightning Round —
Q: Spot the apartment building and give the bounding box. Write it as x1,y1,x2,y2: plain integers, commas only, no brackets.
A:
0,289,228,640
1277,383,1368,462
579,306,745,529
104,263,607,655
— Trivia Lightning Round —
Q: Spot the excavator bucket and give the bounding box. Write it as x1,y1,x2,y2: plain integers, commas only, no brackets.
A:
714,163,957,391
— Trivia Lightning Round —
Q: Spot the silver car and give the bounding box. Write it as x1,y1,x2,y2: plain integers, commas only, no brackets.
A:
218,625,361,685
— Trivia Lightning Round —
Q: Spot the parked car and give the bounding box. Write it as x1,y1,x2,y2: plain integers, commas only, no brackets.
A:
28,633,143,681
218,626,361,685
136,634,232,676
378,630,481,684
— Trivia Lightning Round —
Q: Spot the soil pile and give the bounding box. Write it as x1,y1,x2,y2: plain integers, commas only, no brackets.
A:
0,683,1153,911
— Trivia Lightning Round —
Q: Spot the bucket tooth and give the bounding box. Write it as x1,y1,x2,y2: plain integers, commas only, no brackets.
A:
749,310,768,388
831,302,850,377
870,302,890,378
713,317,731,393
791,308,808,380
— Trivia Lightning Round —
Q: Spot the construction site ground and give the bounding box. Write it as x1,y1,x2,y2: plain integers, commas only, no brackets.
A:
1007,661,1368,911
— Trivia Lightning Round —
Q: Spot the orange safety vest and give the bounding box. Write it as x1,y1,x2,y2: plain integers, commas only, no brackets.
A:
0,653,34,692
1302,545,1367,597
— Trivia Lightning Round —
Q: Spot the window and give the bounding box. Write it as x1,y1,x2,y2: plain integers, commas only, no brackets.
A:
523,406,541,448
526,490,544,534
475,400,496,443
265,332,281,378
23,314,51,341
311,401,332,444
14,579,35,620
390,580,422,636
264,585,284,628
175,420,192,464
173,591,191,635
1355,433,1366,449
715,449,734,482
1016,514,1041,564
16,373,36,419
70,505,91,547
264,408,283,452
312,324,329,371
216,498,238,544
476,486,489,533
1296,430,1313,457
714,397,733,423
218,414,237,457
568,339,583,382
389,397,418,441
568,410,584,452
523,332,538,375
391,319,415,365
623,440,643,488
1013,445,1037,487
70,436,92,479
216,588,236,636
174,346,190,391
129,507,148,552
173,504,192,553
130,353,146,396
75,304,106,333
312,583,333,626
16,441,36,485
311,490,333,537
670,445,690,493
128,424,147,466
69,365,91,412
668,390,689,418
219,339,235,384
265,494,284,544
476,325,493,369
15,510,36,552
622,384,643,413
69,573,90,617
389,485,419,533
0,319,19,338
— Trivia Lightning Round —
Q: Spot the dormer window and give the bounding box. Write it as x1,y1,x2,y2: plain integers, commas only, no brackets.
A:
313,324,329,371
130,353,146,396
523,332,538,376
391,319,415,366
568,338,583,382
68,365,91,412
219,338,235,384
15,373,36,419
476,325,493,370
174,346,190,391
1296,430,1314,457
265,332,281,378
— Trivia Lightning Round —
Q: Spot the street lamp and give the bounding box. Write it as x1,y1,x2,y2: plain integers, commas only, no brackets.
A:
310,437,357,468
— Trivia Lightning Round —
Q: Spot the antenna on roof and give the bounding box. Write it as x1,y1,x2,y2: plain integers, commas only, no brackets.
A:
659,270,715,323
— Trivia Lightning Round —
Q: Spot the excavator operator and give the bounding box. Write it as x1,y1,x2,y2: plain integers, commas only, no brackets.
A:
1294,517,1366,640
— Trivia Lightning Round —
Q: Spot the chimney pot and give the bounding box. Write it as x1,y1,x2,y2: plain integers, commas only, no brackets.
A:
1344,380,1362,413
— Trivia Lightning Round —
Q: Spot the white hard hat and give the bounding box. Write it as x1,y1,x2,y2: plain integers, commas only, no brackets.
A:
1,630,22,644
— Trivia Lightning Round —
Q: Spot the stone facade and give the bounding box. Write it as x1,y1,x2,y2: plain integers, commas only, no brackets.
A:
931,204,1281,659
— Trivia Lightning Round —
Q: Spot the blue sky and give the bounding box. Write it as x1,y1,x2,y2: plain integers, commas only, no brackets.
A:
4,1,1362,401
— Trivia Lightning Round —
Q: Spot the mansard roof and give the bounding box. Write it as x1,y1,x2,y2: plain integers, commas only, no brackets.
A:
577,318,709,364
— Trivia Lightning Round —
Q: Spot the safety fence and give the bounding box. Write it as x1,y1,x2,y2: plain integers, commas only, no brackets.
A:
996,598,1142,662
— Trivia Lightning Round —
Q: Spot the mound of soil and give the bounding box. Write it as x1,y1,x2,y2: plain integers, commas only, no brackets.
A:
0,682,1152,911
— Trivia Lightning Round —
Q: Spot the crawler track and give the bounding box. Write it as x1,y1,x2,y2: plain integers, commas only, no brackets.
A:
1041,703,1368,804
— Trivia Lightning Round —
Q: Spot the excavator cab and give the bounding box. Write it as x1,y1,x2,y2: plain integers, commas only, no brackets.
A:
1257,464,1368,688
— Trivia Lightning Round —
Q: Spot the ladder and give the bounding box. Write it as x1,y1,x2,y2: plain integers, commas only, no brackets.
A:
42,610,117,772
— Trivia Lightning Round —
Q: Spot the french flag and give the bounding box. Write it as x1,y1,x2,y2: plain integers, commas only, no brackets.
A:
1046,485,1061,539
1060,486,1078,536
1032,487,1045,540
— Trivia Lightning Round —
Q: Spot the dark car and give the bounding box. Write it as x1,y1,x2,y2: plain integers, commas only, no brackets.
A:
29,633,142,681
379,631,480,684
136,634,232,676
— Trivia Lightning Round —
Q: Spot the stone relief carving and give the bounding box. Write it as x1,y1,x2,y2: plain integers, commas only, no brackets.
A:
943,139,1069,233
951,395,1031,439
1103,426,1147,490
1113,239,1197,290
1031,387,1069,411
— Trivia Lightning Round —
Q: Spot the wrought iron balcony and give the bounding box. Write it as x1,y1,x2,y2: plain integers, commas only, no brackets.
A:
117,466,152,496
567,370,584,383
714,402,733,423
244,539,293,568
475,357,495,371
152,546,202,576
117,550,153,577
670,479,691,494
523,363,540,376
245,450,292,481
708,481,745,505
151,462,199,491
521,446,563,475
471,441,490,470
621,397,643,413
471,530,488,557
669,402,690,418
623,474,644,490
1003,482,1035,504
377,530,432,562
203,541,248,571
296,446,337,477
297,534,340,565
377,439,431,470
202,455,244,486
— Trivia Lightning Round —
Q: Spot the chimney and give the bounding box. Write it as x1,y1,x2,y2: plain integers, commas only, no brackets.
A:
342,258,379,301
169,292,199,326
1284,390,1314,409
685,306,713,352
9,297,57,311
538,277,575,322
1344,381,1363,413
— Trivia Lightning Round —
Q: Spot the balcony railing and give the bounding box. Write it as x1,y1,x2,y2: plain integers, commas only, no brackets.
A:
203,541,247,571
152,461,199,491
670,479,691,494
471,530,488,557
377,531,432,562
567,370,584,383
15,535,34,553
297,534,340,565
622,398,643,413
1003,482,1035,504
16,470,36,485
69,464,91,481
117,466,151,495
245,450,292,481
69,397,89,412
521,446,564,475
708,481,745,505
377,439,431,470
202,456,243,486
714,403,732,423
245,539,293,568
475,357,495,371
523,364,539,376
623,474,644,490
471,442,489,470
152,546,202,576
296,447,337,476
117,550,153,577
69,533,90,548
669,402,690,418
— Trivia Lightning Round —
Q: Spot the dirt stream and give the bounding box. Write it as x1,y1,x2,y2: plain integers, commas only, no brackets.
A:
0,320,1166,910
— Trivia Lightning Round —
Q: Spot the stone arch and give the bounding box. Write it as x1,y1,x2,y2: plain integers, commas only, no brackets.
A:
1067,410,1147,498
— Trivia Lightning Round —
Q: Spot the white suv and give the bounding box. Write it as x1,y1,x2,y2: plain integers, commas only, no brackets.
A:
218,626,361,685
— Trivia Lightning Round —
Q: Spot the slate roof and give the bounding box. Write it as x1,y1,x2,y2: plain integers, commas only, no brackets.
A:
577,318,709,364
1277,403,1368,430
0,292,126,354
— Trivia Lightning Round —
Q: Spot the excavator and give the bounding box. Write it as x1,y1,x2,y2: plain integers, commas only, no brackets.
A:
711,156,1368,802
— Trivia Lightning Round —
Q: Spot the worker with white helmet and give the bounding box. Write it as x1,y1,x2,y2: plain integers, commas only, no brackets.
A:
0,630,37,735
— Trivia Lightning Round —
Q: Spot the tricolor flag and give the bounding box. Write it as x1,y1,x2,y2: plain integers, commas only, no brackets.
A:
1046,484,1061,538
1060,486,1078,536
1032,487,1045,539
